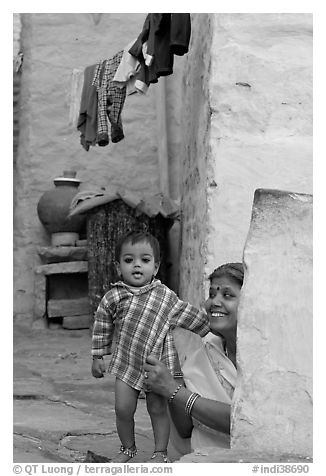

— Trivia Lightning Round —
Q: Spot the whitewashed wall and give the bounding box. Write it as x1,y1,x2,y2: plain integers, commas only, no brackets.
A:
13,13,22,56
13,13,313,322
179,13,313,306
13,13,185,322
206,13,313,278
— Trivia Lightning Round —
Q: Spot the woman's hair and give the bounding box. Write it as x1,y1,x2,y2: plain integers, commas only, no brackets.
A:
208,262,244,287
115,231,161,263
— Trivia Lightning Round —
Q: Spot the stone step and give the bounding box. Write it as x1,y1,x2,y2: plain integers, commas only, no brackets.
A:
48,298,90,317
62,315,91,329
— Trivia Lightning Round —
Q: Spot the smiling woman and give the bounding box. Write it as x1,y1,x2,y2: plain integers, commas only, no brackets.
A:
205,263,243,367
143,262,244,456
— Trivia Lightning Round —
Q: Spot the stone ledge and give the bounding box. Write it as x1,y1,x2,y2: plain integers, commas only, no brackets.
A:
62,315,90,330
177,447,313,463
35,261,88,275
37,246,88,264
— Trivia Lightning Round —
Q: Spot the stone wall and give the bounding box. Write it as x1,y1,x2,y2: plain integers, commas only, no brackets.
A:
13,13,185,323
178,13,312,307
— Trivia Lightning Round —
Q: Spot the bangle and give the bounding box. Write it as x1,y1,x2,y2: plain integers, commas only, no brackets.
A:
92,355,103,359
185,392,201,416
173,371,184,378
168,384,183,403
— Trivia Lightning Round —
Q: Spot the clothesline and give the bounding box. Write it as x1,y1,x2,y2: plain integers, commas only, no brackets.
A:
71,13,191,152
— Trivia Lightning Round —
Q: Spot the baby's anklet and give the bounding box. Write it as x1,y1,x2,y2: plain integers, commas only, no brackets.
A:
119,445,137,458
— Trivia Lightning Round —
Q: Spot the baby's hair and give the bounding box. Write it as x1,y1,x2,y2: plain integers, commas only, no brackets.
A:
209,262,244,287
115,231,161,263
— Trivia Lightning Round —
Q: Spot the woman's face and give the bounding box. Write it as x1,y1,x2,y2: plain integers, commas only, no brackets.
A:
204,275,242,337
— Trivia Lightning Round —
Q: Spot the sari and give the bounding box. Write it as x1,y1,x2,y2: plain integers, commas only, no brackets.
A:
169,328,237,456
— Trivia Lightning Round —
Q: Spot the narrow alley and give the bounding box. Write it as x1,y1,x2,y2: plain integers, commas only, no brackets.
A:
13,324,179,463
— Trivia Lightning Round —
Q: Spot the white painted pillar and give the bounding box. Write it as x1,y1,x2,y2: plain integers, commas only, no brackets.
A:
232,188,313,456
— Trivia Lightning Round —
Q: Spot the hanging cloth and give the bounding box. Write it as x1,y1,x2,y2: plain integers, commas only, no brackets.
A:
129,13,191,85
77,64,98,151
92,50,127,146
129,14,171,85
112,40,148,95
170,13,192,56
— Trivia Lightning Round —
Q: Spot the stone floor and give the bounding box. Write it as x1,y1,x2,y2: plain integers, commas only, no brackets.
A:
12,322,313,466
13,322,180,463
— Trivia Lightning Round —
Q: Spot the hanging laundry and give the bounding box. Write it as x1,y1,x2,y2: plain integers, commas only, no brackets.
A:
128,14,170,85
126,19,152,92
112,40,148,95
77,51,127,150
92,51,127,146
129,13,191,85
76,14,191,150
170,13,192,56
77,64,98,151
148,13,174,82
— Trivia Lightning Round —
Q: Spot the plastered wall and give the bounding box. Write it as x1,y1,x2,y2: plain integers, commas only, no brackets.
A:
232,189,313,456
206,13,313,278
13,13,312,323
179,13,312,307
13,13,185,322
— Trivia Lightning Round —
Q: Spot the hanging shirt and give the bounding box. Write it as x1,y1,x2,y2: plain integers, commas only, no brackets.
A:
112,40,148,95
92,50,126,146
170,14,192,56
129,14,171,84
77,64,98,151
129,13,191,85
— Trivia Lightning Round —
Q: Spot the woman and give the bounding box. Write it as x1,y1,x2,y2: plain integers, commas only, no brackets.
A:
143,262,244,456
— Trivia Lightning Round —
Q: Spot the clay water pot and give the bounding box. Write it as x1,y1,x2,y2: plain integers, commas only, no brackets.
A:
37,171,86,245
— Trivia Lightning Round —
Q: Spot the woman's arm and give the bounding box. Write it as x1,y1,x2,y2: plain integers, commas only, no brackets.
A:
168,378,194,438
144,354,231,436
169,386,230,434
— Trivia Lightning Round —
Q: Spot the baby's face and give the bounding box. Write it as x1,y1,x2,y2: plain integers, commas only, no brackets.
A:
117,240,159,287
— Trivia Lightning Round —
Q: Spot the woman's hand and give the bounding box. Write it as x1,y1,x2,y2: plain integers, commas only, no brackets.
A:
144,355,231,436
143,354,177,398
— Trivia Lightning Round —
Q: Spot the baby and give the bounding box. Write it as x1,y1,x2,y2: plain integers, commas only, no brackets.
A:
91,231,209,463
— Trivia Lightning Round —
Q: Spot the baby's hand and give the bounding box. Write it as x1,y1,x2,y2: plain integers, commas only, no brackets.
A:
91,358,106,378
